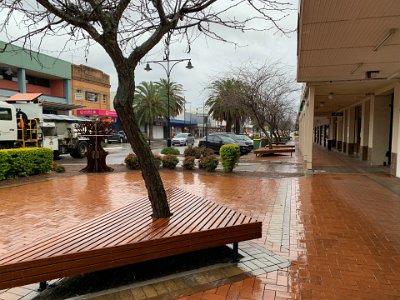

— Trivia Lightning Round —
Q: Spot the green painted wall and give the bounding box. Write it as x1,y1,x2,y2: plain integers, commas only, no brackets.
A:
0,41,71,79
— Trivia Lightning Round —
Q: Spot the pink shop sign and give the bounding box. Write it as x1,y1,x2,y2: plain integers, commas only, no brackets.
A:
76,109,117,117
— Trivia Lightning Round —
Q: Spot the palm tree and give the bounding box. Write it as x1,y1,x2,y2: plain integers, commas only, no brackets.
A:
134,82,165,139
156,79,185,117
206,78,248,133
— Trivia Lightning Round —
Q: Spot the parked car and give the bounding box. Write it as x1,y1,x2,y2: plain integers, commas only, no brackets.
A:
106,130,127,144
218,132,253,154
236,134,254,150
171,133,195,146
199,133,249,155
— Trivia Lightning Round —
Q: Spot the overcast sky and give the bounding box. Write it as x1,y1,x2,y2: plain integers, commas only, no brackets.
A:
1,0,299,113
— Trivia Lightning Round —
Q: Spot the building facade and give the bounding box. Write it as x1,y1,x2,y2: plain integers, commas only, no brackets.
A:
297,0,400,176
0,41,73,113
72,64,113,119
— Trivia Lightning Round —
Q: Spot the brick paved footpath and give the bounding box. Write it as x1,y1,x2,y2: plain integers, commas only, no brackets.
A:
1,146,400,299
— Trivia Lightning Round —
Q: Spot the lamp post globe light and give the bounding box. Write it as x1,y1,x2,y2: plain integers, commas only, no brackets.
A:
144,59,193,147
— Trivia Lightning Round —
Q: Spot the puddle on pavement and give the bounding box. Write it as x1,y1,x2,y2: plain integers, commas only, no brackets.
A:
0,172,281,251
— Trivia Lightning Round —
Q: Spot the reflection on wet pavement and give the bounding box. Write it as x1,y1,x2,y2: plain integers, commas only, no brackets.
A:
2,145,400,299
0,172,282,254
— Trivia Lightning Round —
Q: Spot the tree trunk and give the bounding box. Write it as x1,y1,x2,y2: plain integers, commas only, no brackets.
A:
149,123,154,140
234,119,240,134
81,137,114,173
226,119,232,132
115,80,171,218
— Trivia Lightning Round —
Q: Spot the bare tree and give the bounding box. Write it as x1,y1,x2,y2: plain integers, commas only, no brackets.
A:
208,62,298,143
0,1,293,218
235,63,298,144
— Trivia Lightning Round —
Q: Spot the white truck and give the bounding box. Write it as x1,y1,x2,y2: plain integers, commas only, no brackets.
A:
0,99,90,158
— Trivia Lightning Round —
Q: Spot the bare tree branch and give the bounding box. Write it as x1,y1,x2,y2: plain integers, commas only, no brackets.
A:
0,0,295,217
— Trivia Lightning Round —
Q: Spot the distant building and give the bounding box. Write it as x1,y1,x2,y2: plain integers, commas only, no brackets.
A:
0,40,76,114
72,64,115,121
0,41,114,118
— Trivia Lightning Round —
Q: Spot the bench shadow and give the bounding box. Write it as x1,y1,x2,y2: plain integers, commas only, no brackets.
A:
33,246,240,299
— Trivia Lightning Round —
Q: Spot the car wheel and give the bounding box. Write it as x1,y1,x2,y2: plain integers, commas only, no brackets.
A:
119,137,123,143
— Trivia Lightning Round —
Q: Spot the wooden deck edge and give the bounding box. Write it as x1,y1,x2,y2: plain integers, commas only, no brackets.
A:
0,223,261,289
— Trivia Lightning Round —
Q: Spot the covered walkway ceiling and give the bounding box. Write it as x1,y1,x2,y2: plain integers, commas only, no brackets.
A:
297,0,400,116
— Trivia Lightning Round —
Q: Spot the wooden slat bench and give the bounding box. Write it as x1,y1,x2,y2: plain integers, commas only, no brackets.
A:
0,188,261,290
254,147,295,157
270,144,295,148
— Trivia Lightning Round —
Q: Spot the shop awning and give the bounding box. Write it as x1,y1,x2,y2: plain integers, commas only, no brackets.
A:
43,114,93,122
41,101,85,111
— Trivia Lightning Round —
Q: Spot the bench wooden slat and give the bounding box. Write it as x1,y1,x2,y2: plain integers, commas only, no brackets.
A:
0,196,151,263
135,193,212,243
96,192,203,246
254,147,295,157
1,226,260,288
0,223,260,281
1,188,191,262
151,193,215,237
0,188,262,290
212,209,237,229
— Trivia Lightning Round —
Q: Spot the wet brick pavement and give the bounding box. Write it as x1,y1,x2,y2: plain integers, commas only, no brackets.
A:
2,144,400,299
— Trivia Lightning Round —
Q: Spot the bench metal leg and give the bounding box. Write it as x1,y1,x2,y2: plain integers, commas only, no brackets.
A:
232,242,239,262
38,281,47,291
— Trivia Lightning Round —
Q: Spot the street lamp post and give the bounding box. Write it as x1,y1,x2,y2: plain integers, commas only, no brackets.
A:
145,59,193,147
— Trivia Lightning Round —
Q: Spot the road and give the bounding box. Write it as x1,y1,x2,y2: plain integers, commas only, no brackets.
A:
58,141,197,165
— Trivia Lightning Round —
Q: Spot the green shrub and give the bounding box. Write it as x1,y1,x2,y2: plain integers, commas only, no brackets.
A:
183,156,196,170
153,154,162,169
162,154,179,169
199,147,214,157
193,147,202,159
161,147,180,155
199,155,219,172
52,162,65,173
125,153,162,170
0,148,53,180
124,153,140,170
220,144,240,172
184,146,197,157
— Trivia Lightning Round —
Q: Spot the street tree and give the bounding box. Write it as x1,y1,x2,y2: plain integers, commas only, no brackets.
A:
0,0,293,218
206,79,249,133
134,82,165,140
156,79,185,117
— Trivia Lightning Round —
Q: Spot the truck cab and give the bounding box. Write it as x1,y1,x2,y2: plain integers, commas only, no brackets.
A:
0,101,17,148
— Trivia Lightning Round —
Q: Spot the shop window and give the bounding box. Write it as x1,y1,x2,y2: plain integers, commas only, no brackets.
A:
85,91,98,102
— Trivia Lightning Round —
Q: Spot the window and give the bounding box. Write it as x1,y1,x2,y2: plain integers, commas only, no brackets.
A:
103,94,107,104
75,89,83,101
25,75,50,87
0,108,12,121
85,91,98,102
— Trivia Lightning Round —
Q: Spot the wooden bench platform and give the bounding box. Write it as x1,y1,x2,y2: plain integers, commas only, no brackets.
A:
270,144,295,148
0,188,262,290
254,147,295,157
